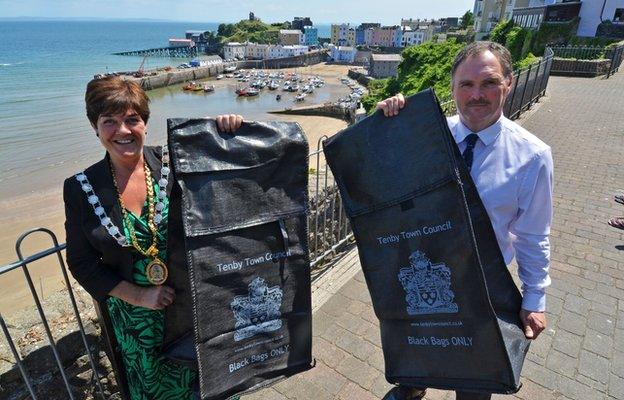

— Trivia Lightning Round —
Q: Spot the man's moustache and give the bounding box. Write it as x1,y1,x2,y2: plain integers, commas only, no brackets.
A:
467,101,490,106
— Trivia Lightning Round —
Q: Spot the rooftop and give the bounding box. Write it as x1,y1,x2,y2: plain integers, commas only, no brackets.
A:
370,53,402,61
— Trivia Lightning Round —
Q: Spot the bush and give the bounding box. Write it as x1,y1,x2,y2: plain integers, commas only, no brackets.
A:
361,40,464,112
514,53,539,70
490,19,515,45
532,18,579,55
505,26,529,61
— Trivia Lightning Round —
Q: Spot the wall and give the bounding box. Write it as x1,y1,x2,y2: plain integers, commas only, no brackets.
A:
550,57,612,76
129,64,224,90
236,50,328,69
578,0,624,37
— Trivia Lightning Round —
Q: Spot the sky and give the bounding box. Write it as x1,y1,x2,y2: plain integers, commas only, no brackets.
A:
0,0,475,24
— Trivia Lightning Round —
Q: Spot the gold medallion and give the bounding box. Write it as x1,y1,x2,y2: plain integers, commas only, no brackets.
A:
146,259,168,285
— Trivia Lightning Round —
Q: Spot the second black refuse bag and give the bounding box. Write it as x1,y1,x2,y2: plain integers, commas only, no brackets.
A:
322,89,530,394
167,119,313,400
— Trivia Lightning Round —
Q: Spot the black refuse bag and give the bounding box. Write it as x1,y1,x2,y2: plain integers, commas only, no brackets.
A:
165,119,313,400
322,89,530,394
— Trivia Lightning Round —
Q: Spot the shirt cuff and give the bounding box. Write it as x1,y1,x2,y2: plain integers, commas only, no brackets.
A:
521,291,546,312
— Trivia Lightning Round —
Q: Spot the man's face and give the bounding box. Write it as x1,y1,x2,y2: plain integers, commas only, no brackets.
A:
452,50,513,132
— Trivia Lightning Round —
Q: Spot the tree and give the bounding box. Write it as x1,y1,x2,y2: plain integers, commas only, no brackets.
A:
217,23,236,37
362,40,464,112
460,10,474,30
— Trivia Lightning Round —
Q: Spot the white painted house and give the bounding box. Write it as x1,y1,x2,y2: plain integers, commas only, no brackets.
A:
577,0,624,37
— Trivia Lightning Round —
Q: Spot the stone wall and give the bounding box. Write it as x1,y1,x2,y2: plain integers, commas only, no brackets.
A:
550,57,612,77
236,50,328,70
269,103,356,123
128,64,225,91
347,69,374,87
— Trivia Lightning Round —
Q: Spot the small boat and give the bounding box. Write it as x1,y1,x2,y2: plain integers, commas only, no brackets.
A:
294,93,306,102
192,84,204,92
235,87,247,96
224,66,237,73
203,84,215,93
182,81,197,91
268,81,279,90
276,94,281,101
225,74,234,78
246,88,259,96
216,74,224,80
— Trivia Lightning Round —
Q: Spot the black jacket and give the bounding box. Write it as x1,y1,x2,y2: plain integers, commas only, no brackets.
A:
63,146,172,302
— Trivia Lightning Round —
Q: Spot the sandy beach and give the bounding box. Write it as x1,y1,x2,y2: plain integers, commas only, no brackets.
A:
0,63,352,314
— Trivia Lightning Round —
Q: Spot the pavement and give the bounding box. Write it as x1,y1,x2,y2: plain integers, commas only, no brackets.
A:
242,71,624,400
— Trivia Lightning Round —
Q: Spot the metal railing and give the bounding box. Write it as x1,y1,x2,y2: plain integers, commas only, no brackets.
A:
504,47,554,120
550,43,624,78
550,45,606,60
0,142,353,400
605,43,624,78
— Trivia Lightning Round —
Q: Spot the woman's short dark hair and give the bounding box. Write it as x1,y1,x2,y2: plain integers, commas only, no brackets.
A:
452,41,514,81
85,76,150,126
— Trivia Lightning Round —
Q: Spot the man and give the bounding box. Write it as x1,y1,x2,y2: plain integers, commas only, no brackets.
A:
376,41,553,400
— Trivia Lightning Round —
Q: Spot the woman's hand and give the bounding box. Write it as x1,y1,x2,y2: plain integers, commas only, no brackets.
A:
376,93,405,117
109,281,176,310
135,286,176,310
216,114,244,133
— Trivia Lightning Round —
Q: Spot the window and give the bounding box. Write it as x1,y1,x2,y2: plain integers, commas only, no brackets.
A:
614,8,624,22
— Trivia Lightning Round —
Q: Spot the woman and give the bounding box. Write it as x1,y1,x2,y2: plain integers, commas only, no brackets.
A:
64,76,243,399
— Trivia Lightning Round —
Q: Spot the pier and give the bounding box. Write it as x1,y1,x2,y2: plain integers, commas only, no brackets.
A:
113,45,199,58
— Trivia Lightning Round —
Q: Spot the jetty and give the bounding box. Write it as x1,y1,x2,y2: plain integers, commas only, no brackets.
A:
113,45,199,58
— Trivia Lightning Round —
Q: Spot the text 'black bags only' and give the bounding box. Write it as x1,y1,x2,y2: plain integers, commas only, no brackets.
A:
166,119,313,400
322,89,530,394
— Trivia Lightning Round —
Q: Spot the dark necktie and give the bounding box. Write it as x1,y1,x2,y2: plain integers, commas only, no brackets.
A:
462,133,479,171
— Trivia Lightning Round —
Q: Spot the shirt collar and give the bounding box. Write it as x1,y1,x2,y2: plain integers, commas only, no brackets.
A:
453,114,505,147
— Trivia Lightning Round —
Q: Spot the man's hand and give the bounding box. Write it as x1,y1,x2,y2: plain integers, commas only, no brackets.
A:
135,285,176,310
520,309,547,339
376,93,405,117
216,114,244,133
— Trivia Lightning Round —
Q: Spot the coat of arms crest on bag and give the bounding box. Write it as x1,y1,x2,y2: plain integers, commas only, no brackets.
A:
230,277,284,341
398,251,458,315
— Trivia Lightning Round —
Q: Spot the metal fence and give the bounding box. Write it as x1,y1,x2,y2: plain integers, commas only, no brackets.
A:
605,43,624,78
504,47,554,120
550,45,606,60
550,43,624,79
0,52,556,398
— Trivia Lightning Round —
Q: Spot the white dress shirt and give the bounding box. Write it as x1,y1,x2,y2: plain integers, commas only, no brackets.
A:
447,114,553,312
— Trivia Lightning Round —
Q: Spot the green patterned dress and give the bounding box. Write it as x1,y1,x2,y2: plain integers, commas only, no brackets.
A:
106,180,197,400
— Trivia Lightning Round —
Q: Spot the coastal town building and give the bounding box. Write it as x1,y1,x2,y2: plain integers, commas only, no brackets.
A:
364,28,375,46
329,45,357,63
223,42,246,60
268,44,308,59
331,23,351,46
370,26,400,47
304,26,319,46
576,0,624,37
513,1,581,30
279,29,304,45
369,53,402,78
245,43,270,59
347,28,357,46
292,17,313,31
400,27,427,46
473,0,523,38
169,38,194,47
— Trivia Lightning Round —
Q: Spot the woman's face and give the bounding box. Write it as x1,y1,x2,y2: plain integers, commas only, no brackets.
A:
93,108,147,163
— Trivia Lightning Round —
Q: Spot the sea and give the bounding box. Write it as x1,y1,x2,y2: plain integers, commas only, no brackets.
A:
0,20,333,198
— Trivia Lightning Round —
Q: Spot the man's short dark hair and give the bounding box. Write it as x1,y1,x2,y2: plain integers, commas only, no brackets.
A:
452,41,514,81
